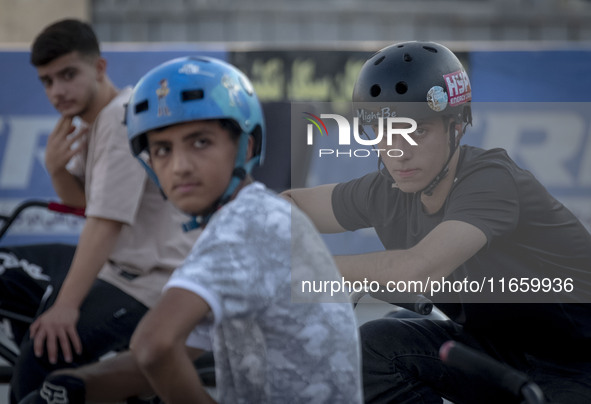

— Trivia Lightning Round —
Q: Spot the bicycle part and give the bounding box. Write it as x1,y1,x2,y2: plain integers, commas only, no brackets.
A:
440,340,547,404
0,200,85,240
350,288,433,315
369,290,433,315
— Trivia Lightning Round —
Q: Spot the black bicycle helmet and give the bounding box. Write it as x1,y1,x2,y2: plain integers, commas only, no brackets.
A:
353,41,471,123
353,41,472,195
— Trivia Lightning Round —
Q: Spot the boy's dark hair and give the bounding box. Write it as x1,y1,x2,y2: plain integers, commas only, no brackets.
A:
30,19,100,67
219,119,242,142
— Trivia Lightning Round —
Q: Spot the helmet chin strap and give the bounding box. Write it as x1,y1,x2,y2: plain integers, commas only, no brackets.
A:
376,119,467,196
419,121,455,196
421,119,468,196
182,132,255,232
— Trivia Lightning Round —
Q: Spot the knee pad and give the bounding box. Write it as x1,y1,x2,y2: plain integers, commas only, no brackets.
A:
24,374,86,404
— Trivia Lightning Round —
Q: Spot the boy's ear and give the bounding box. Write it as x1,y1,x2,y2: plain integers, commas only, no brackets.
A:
455,122,464,146
95,57,107,82
246,135,255,161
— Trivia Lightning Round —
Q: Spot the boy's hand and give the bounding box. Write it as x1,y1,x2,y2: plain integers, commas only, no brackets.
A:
45,116,87,176
30,304,83,364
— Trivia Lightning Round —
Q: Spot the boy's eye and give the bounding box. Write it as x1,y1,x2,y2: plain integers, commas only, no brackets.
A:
40,78,52,88
62,69,76,81
193,138,210,148
413,127,428,138
151,146,170,157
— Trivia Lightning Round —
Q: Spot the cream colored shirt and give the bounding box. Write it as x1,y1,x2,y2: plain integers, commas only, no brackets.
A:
68,87,198,307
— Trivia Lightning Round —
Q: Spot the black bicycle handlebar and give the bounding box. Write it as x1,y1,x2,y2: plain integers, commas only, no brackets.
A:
350,289,433,315
440,341,547,404
368,290,433,315
0,200,85,239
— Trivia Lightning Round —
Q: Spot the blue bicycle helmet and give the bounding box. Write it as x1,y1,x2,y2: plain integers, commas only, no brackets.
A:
126,56,265,229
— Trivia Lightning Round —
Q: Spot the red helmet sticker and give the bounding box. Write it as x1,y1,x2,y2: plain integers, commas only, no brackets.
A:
443,69,472,107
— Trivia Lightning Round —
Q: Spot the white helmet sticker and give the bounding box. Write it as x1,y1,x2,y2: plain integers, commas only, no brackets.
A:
178,63,215,77
427,86,448,112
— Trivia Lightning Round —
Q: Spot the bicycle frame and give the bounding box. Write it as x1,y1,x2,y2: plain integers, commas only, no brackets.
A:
0,200,85,384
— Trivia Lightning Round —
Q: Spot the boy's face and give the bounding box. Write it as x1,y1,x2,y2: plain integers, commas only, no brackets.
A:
36,51,101,119
377,116,452,193
147,120,239,216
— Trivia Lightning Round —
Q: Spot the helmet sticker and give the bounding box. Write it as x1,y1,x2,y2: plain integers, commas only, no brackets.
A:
178,63,215,77
443,69,472,107
221,74,241,107
426,86,448,112
156,79,171,117
356,107,396,125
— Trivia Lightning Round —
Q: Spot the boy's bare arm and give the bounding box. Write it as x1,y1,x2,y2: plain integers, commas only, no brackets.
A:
43,347,205,404
281,184,346,234
131,288,216,404
50,351,154,402
336,220,487,287
48,347,205,402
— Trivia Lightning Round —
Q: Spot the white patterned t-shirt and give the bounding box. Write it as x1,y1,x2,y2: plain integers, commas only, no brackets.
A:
164,182,362,404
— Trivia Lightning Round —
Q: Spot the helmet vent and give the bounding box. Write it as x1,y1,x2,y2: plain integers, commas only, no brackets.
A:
395,81,408,94
403,53,413,62
423,46,438,53
370,84,381,97
374,56,386,66
135,100,149,114
181,89,204,102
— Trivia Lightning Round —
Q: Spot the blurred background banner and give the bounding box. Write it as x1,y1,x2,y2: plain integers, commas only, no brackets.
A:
1,0,590,247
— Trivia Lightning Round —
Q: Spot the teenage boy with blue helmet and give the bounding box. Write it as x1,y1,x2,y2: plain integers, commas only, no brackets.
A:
22,56,363,404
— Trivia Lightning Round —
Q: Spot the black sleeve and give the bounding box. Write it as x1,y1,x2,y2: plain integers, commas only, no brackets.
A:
444,164,520,246
331,171,387,231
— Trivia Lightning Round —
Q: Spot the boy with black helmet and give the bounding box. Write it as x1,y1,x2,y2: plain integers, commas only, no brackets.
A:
285,41,591,403
22,56,363,404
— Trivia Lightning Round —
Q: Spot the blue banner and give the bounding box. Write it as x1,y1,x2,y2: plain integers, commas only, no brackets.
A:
2,47,591,249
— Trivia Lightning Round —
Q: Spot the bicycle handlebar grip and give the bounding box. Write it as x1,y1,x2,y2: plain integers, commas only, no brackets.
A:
47,202,86,217
399,295,433,316
368,291,433,315
0,200,86,240
439,341,535,401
